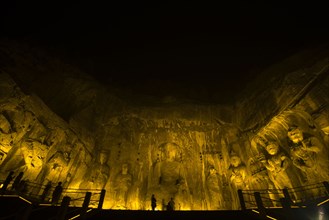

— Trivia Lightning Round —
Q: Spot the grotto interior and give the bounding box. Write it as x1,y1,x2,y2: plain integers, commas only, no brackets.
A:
0,40,329,211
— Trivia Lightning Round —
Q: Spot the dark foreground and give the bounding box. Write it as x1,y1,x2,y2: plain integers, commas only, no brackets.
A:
0,195,328,220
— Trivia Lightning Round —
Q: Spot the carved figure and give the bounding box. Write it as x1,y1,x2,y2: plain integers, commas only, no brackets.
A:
0,113,16,166
81,151,110,190
113,163,132,209
229,153,248,189
264,141,294,189
205,166,221,210
248,155,278,207
21,140,47,180
263,140,303,202
229,152,248,210
147,143,189,210
174,178,192,210
43,151,69,184
287,126,329,183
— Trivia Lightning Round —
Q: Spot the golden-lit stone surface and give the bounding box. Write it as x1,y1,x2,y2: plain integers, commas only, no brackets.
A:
0,42,329,210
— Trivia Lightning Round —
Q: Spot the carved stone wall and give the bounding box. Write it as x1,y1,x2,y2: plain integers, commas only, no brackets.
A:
0,73,95,190
0,42,328,210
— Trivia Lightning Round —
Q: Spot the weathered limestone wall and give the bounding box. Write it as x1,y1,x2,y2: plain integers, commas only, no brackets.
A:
0,41,328,210
0,72,95,190
234,45,329,132
95,106,247,210
233,47,329,205
0,69,245,210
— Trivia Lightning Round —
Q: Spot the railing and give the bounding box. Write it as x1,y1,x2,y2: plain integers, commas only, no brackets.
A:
61,188,104,208
0,179,106,209
1,178,107,220
286,182,329,205
238,181,329,211
238,188,284,210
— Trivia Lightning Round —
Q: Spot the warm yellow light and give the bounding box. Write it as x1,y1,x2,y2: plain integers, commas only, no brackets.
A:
68,209,93,220
18,196,32,204
266,215,277,220
317,198,329,206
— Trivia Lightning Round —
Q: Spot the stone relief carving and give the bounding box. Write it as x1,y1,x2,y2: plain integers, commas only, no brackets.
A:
38,150,70,185
112,163,132,209
287,125,329,183
205,165,222,210
262,139,303,201
0,113,15,165
228,151,249,209
249,109,329,202
1,75,329,211
20,139,47,180
229,152,248,190
78,151,109,190
147,142,189,210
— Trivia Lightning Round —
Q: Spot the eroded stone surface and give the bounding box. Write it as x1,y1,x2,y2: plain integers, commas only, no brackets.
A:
0,43,329,210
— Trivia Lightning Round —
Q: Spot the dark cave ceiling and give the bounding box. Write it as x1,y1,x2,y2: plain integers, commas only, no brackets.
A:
1,2,329,104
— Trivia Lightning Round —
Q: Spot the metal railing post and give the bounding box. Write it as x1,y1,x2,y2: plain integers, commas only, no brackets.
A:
254,192,266,218
20,202,32,220
57,196,71,220
80,192,92,220
282,188,292,205
280,197,292,219
323,181,329,195
98,189,106,209
237,189,246,210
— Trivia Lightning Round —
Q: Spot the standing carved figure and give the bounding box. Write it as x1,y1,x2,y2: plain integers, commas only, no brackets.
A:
113,163,132,209
264,142,293,188
229,153,248,190
287,126,329,183
206,166,221,210
263,140,301,202
229,152,248,209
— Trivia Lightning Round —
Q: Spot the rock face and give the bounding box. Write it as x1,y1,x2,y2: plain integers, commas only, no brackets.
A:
0,41,329,210
0,73,95,190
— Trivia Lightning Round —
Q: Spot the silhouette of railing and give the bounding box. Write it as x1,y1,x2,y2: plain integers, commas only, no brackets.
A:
238,181,329,211
1,178,106,220
0,179,106,209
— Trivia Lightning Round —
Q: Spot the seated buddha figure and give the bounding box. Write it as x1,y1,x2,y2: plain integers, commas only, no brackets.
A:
149,143,188,209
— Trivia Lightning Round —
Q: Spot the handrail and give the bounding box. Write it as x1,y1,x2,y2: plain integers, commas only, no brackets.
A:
239,180,329,209
0,178,105,209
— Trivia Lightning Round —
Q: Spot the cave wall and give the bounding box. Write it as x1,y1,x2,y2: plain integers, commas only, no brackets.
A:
0,72,96,191
0,70,245,210
0,42,329,210
233,51,329,204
